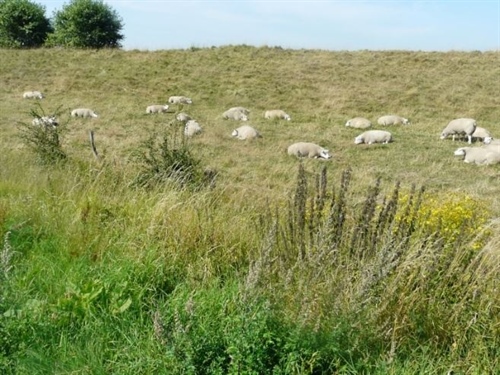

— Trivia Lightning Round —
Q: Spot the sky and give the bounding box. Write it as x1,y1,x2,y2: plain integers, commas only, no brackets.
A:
38,1,500,52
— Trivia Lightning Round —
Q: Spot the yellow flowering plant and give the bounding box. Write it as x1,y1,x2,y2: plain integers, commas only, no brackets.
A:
396,192,491,250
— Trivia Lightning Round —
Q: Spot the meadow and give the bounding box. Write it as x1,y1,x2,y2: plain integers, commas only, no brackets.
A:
0,46,499,373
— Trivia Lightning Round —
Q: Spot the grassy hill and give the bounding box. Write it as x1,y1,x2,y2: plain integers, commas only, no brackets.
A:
0,46,499,373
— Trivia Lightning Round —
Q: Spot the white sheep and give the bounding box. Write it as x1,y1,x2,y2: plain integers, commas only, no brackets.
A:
32,116,58,128
471,126,491,142
345,117,372,129
440,118,477,144
176,112,192,122
222,107,249,121
23,91,44,99
71,108,99,118
231,125,261,140
287,142,332,159
184,120,202,137
483,138,500,145
454,146,500,165
146,104,169,113
168,96,193,104
229,106,250,115
354,130,393,145
377,115,410,126
264,109,291,121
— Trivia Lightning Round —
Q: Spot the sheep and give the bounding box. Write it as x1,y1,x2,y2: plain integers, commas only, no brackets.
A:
222,107,249,121
23,91,44,99
231,125,261,140
377,115,410,126
146,104,169,113
471,126,491,142
483,137,500,145
354,130,393,145
168,96,193,104
287,142,332,159
229,106,250,115
71,108,99,118
176,112,192,122
345,117,372,129
184,120,202,137
264,109,291,121
454,146,500,165
32,116,58,128
440,118,477,144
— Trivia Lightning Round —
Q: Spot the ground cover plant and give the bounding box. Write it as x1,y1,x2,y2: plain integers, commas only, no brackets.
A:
0,47,499,373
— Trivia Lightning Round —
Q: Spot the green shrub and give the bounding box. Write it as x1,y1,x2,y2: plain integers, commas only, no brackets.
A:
0,0,52,48
46,0,123,48
17,104,67,165
132,128,208,190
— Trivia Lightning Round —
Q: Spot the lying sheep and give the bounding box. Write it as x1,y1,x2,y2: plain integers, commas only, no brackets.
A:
264,109,291,121
287,142,332,159
229,106,250,115
71,108,99,118
471,126,491,142
454,146,500,165
483,137,500,145
231,125,261,140
377,115,410,126
345,117,372,129
168,96,193,104
184,120,202,137
222,107,249,121
440,118,477,144
23,91,44,99
32,116,58,128
146,104,169,113
176,112,192,122
354,130,392,145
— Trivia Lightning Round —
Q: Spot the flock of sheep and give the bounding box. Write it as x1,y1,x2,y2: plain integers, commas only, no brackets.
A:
23,90,499,166
344,114,500,165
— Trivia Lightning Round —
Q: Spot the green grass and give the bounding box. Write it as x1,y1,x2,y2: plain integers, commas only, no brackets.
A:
1,46,499,373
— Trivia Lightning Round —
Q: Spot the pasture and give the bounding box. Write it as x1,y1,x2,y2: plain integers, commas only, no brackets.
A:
0,46,499,373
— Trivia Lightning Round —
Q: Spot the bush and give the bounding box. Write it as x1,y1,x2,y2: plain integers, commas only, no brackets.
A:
17,104,67,165
0,0,52,48
132,128,209,190
47,0,123,48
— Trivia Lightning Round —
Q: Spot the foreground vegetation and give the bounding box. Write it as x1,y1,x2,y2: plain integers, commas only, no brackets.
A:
1,47,499,373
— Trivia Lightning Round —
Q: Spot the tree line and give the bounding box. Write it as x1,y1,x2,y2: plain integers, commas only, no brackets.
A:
0,0,123,48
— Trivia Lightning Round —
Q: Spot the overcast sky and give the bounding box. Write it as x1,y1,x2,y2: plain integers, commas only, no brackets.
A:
38,1,500,51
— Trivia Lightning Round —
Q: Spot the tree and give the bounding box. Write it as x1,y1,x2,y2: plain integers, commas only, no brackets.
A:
0,0,52,48
47,0,123,48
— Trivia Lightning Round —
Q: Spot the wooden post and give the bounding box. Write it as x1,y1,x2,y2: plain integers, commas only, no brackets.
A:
89,130,100,160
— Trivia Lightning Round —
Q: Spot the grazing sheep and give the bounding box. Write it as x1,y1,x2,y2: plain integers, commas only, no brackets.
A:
184,120,202,137
71,108,99,118
146,104,169,113
264,109,291,121
32,116,58,128
168,96,193,104
454,146,500,165
345,117,372,129
440,118,477,144
23,91,44,99
231,125,261,140
377,115,410,126
471,126,491,142
287,142,332,159
354,130,393,145
176,112,192,122
222,107,249,121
